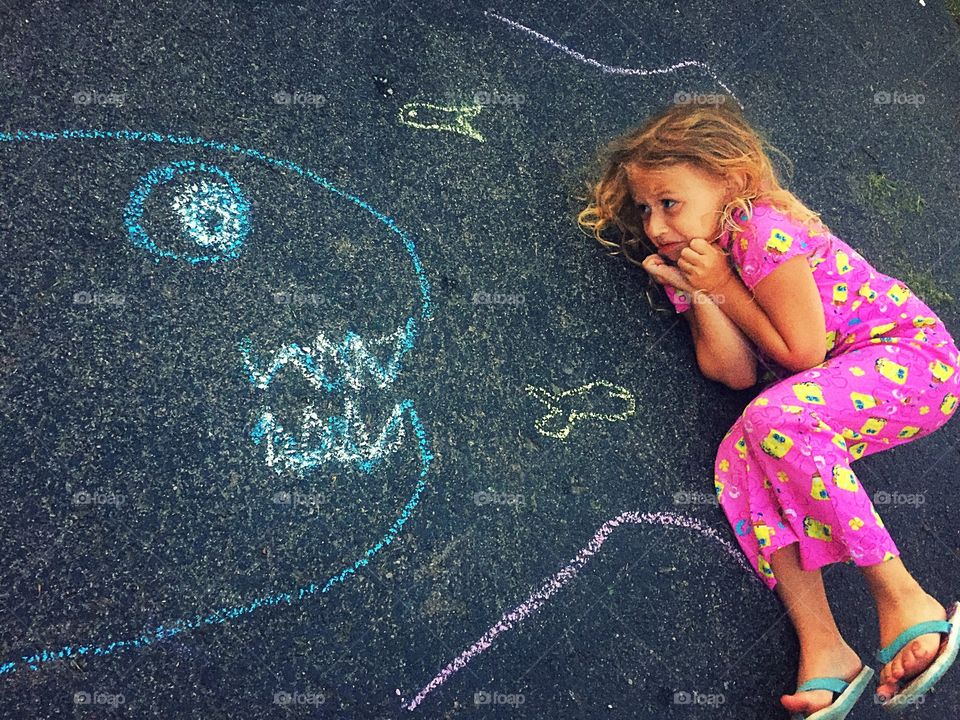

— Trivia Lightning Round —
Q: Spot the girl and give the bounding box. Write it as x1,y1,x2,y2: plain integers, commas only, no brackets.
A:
577,99,960,719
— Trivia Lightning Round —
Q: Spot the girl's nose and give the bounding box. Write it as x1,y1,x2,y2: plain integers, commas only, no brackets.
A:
646,217,667,242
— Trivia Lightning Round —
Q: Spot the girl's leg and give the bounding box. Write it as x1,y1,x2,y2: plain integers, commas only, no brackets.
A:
715,340,958,713
860,557,949,702
713,425,862,716
767,542,864,716
736,351,954,705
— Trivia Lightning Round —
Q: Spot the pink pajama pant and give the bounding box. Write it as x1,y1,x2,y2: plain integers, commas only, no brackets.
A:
714,334,960,591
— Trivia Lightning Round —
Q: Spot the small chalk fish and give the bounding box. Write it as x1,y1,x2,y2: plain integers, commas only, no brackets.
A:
398,102,485,142
525,380,635,440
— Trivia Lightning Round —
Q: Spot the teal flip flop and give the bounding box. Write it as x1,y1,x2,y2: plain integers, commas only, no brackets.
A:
789,665,875,720
875,599,960,713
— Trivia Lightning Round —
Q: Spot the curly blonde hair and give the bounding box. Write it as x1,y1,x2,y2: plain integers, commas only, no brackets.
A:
576,97,830,298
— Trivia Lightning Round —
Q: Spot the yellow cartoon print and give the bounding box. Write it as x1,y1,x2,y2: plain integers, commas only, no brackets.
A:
760,428,794,458
871,322,898,339
875,357,908,384
757,554,774,579
886,283,910,306
859,416,887,436
735,436,748,459
804,516,833,541
832,283,848,305
754,522,776,548
793,381,825,404
835,250,852,274
930,359,955,383
850,391,878,411
810,473,830,500
831,466,859,492
941,393,958,415
766,227,794,253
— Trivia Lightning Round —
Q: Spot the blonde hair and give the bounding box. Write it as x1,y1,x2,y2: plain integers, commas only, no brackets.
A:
576,97,830,281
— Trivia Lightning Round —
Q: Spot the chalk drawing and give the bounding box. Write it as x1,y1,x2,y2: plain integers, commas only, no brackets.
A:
249,396,409,476
525,380,635,439
398,102,485,142
483,9,743,110
0,129,436,676
397,510,756,711
126,159,252,264
238,321,417,393
238,322,421,474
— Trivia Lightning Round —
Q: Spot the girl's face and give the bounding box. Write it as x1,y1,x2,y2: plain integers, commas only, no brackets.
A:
624,161,734,265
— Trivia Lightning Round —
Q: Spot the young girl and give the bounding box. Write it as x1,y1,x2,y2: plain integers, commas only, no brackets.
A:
577,99,960,719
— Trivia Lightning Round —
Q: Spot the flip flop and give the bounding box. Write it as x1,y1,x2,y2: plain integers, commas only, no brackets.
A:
789,665,875,720
874,599,960,713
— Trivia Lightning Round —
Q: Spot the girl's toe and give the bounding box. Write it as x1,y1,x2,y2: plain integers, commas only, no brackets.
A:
876,680,900,702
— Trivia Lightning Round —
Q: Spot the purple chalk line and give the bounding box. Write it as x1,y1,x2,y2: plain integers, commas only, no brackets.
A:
398,509,752,710
483,9,743,109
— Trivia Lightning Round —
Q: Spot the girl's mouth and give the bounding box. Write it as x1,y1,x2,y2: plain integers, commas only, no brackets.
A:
658,241,685,256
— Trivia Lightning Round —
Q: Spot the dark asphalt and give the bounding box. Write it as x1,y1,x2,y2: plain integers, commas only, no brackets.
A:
0,1,958,718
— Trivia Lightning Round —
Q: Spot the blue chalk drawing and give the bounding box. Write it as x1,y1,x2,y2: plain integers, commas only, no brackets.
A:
238,320,417,393
238,322,419,475
125,159,252,264
249,399,409,475
0,129,436,676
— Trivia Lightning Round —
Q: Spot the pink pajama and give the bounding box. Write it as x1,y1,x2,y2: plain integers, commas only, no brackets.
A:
668,201,960,590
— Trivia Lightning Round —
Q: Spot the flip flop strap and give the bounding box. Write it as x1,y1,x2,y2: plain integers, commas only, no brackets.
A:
796,676,849,694
876,619,952,664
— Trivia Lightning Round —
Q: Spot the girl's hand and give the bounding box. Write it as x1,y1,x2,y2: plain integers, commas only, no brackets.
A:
641,253,695,293
677,238,736,294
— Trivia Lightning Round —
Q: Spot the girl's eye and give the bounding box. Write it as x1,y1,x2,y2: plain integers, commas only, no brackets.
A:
638,199,676,214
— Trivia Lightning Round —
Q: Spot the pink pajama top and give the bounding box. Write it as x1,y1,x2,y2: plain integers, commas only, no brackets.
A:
662,200,959,388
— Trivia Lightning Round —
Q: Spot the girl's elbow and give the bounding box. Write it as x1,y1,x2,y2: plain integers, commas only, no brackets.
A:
722,368,758,390
699,356,757,390
782,346,827,373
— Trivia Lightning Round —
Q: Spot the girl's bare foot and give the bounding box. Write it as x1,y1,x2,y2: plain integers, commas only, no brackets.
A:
875,591,948,702
780,640,863,717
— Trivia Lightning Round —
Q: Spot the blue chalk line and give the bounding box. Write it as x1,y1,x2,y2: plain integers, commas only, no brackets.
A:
125,159,251,263
0,128,436,676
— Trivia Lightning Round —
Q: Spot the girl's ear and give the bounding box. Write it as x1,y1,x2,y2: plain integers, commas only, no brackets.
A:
724,170,747,198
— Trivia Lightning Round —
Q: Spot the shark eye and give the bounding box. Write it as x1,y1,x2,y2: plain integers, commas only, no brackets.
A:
124,160,252,264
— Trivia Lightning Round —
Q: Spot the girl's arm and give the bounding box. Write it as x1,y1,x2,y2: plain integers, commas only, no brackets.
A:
640,253,758,389
698,257,825,373
684,292,758,390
